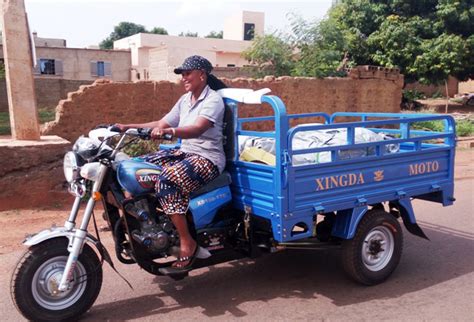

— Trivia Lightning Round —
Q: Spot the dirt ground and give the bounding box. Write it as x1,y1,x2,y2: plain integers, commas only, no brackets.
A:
0,149,472,255
416,98,473,115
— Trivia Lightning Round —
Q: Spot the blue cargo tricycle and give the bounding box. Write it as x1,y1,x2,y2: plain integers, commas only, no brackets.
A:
11,89,456,321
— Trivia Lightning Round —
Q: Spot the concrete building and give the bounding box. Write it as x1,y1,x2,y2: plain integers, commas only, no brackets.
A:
224,11,264,41
0,32,131,81
114,10,264,81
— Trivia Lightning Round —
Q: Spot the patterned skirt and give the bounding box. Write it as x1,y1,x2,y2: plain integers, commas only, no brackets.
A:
143,149,219,215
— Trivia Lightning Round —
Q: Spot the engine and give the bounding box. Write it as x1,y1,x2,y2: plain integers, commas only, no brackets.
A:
127,199,179,254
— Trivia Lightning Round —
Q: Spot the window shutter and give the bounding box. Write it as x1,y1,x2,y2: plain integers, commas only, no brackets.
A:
33,59,41,75
104,62,112,77
90,61,98,77
54,59,63,76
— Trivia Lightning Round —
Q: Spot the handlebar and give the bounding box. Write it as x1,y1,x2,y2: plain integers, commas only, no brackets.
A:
96,125,173,141
121,127,173,141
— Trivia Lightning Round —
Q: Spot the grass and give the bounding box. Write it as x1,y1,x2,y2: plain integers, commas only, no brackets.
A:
0,109,56,135
411,118,474,137
406,107,474,137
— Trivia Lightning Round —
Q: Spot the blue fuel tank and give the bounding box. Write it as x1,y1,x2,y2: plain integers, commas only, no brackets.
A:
116,159,163,195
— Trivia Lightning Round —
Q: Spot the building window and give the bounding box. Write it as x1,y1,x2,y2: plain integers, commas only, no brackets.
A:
244,23,255,41
91,61,111,77
227,64,236,67
97,61,105,76
35,59,63,76
40,59,55,74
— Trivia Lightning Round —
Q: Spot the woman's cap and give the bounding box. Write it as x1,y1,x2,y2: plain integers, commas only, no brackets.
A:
174,55,213,74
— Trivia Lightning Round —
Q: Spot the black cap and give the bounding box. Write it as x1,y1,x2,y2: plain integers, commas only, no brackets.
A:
174,55,213,74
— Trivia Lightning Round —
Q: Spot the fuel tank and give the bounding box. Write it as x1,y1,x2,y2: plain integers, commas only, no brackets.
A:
116,159,162,195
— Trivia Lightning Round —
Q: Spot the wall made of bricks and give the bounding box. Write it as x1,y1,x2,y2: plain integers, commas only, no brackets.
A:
0,78,93,112
42,70,403,141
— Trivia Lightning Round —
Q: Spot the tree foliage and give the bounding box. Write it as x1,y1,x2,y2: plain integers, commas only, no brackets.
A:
100,22,168,49
149,27,168,35
179,31,198,37
242,34,295,77
205,30,223,39
243,1,473,83
330,0,474,84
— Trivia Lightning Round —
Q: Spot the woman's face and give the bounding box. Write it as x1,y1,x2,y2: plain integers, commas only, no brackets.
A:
181,70,206,92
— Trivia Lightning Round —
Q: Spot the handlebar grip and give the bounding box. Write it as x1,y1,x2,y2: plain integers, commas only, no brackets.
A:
162,133,173,141
108,125,122,133
138,128,152,139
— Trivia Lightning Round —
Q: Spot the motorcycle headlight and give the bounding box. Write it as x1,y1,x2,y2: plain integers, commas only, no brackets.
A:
73,136,100,160
63,152,81,183
80,162,101,181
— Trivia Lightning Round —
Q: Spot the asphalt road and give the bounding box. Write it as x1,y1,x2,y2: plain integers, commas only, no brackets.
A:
1,179,473,321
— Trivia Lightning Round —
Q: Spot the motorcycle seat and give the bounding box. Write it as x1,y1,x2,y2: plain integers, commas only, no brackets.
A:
190,171,231,199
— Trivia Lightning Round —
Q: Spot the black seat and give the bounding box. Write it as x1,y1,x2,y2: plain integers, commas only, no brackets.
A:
190,171,232,198
190,104,234,199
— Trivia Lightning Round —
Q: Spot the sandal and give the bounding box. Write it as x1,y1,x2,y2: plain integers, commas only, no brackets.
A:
159,245,199,276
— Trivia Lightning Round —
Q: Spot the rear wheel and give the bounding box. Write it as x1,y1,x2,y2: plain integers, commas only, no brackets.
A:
341,209,403,285
10,238,102,321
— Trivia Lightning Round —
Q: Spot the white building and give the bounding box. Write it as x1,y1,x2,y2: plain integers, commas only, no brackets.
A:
114,11,264,81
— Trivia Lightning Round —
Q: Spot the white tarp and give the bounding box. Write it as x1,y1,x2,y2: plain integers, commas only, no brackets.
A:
239,126,399,165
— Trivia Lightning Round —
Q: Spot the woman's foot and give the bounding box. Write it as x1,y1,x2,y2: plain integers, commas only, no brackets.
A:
173,241,197,268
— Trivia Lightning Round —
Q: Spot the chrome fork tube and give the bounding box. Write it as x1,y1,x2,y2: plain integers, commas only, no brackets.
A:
58,163,108,291
64,196,81,231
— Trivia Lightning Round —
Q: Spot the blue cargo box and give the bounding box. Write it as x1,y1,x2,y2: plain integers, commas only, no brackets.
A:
224,95,455,242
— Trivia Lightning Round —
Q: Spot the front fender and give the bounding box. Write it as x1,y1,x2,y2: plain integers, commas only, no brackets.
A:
23,226,114,264
23,226,130,288
24,226,98,247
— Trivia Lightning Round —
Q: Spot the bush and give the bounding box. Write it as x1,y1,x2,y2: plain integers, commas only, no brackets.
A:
122,140,159,157
402,89,425,110
456,119,474,137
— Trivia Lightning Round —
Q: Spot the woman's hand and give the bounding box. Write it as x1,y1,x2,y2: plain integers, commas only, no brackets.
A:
114,123,129,132
150,127,174,139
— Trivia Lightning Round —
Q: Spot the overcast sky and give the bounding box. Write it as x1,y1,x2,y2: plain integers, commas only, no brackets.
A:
6,0,334,48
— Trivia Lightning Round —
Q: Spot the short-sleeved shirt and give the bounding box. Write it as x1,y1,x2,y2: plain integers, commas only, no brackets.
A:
163,85,226,173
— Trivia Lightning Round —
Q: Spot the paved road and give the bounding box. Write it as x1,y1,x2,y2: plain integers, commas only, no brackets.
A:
1,179,473,321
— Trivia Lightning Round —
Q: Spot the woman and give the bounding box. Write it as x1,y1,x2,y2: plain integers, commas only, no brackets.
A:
116,55,227,274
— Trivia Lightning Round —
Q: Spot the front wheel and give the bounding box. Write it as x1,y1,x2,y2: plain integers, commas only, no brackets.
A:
10,238,103,321
341,209,403,285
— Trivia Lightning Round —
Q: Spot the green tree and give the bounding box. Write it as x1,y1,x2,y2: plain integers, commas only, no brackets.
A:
100,22,146,49
288,13,349,77
179,31,198,37
205,30,223,39
328,0,474,84
242,34,295,77
149,27,168,35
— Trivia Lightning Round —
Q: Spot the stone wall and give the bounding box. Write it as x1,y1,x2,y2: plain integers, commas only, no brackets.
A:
0,78,93,112
42,70,403,141
0,136,71,211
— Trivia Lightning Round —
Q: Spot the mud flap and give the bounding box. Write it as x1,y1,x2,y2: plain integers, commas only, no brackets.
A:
87,235,134,290
393,199,429,240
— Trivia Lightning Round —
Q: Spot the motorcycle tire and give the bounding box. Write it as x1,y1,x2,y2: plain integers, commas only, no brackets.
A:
341,209,403,285
10,238,103,321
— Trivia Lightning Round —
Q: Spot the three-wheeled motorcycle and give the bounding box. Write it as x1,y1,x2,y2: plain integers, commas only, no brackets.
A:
11,88,456,321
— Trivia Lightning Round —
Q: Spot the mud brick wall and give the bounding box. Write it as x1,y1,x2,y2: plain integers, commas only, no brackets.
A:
0,78,93,112
42,70,403,141
0,137,71,211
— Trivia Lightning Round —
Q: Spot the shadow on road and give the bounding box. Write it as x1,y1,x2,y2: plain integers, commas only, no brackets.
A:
84,224,474,320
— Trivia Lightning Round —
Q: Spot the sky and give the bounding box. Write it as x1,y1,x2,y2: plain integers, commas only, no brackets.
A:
6,0,334,48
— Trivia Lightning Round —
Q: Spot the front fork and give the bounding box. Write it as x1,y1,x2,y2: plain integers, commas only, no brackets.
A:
58,163,108,292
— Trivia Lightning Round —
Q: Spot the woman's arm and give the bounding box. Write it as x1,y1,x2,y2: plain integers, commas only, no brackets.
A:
115,118,171,132
153,116,212,139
